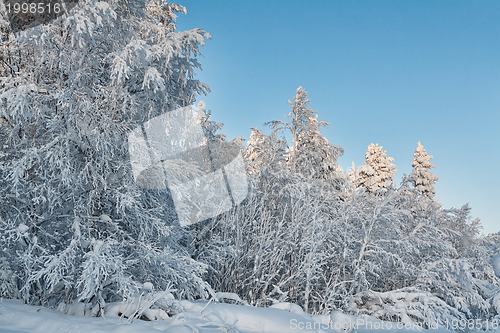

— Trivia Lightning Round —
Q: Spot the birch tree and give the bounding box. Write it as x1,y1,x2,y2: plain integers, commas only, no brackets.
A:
0,0,211,308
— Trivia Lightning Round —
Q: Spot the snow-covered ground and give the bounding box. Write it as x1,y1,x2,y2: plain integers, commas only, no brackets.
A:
0,298,464,333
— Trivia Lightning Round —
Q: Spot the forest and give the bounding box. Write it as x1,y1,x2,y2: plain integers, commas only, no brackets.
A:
0,0,499,330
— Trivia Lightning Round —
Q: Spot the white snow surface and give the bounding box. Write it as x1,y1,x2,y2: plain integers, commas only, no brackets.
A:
0,298,472,333
1,299,319,333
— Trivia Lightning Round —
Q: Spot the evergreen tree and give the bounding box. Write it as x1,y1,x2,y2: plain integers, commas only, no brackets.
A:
354,143,397,194
408,141,439,198
273,86,344,180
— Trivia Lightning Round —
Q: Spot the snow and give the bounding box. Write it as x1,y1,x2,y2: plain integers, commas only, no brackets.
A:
16,224,28,235
354,143,397,193
142,282,154,291
0,1,498,331
99,214,112,223
493,255,500,278
270,302,304,315
0,299,464,333
0,299,317,333
408,142,438,198
213,292,248,305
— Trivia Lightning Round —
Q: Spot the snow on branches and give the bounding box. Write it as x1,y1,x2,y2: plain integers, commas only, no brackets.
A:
352,143,397,194
409,141,439,198
0,0,211,308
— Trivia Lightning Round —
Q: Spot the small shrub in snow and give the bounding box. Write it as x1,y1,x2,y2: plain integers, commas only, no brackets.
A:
352,288,466,328
105,290,176,321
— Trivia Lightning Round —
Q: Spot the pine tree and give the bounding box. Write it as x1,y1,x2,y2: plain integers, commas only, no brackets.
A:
355,143,397,194
0,0,211,307
408,141,438,198
276,86,344,180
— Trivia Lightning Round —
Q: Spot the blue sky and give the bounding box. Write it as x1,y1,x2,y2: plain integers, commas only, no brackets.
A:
176,0,500,234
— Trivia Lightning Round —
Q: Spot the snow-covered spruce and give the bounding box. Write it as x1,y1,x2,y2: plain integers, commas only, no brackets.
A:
352,143,397,194
408,141,439,198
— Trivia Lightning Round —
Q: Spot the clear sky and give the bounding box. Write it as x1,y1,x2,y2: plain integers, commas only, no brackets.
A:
176,0,500,235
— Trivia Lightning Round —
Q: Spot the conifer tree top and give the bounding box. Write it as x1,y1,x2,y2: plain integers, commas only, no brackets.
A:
353,143,397,194
409,141,439,198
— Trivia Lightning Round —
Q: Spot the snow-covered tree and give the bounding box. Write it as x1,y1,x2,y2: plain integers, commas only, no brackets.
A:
244,127,287,175
196,103,244,171
1,1,497,327
408,141,438,198
197,122,497,324
353,143,397,194
245,128,269,174
0,0,211,308
348,161,358,185
271,86,344,180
